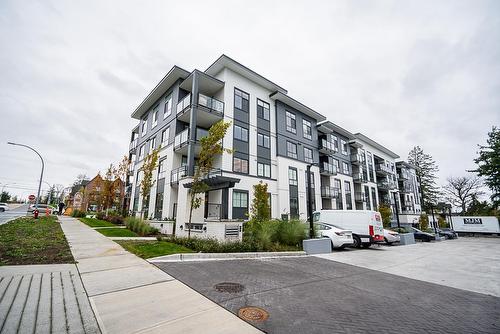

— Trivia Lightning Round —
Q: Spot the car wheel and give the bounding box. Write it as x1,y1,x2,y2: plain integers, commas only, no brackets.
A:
0,208,4,212
352,235,361,248
361,243,371,249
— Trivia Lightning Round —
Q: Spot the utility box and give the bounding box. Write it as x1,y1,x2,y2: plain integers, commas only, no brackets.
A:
399,233,415,245
303,238,332,255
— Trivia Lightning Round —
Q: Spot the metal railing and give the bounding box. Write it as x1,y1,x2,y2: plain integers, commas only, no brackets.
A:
170,165,188,184
321,186,340,198
174,128,189,148
320,162,337,175
350,154,364,164
176,94,191,114
398,170,409,180
353,173,367,183
319,139,337,153
354,192,366,202
376,164,393,174
378,180,398,190
129,139,137,152
198,94,224,114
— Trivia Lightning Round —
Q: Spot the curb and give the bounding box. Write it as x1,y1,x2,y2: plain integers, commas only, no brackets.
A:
148,251,307,262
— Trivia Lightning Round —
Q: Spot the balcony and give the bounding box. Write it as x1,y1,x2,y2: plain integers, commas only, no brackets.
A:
173,127,209,155
319,139,337,155
399,182,413,193
375,164,392,175
350,154,364,165
127,163,134,176
321,186,340,198
170,165,188,185
319,162,337,176
176,93,224,128
398,170,409,180
377,180,398,191
354,192,366,202
352,173,367,183
129,139,137,153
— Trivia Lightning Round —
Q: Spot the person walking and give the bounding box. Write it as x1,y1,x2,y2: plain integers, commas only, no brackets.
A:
58,202,65,215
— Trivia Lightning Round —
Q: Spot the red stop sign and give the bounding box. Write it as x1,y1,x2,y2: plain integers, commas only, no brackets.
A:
28,194,36,201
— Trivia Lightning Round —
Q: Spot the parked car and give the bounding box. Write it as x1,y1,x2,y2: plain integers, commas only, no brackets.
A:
383,229,400,245
436,228,458,239
0,202,9,212
28,204,56,214
313,210,384,248
409,227,435,242
315,222,354,249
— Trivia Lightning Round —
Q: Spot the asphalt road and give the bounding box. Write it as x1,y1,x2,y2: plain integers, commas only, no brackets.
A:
0,204,29,225
155,256,500,334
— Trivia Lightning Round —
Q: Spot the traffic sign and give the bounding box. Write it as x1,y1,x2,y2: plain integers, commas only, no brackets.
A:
28,194,36,201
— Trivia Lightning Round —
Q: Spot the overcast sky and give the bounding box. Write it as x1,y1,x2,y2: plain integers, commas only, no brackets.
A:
0,0,499,200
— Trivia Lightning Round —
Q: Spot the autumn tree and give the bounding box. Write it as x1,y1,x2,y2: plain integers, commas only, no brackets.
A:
101,164,118,213
408,146,440,210
139,148,159,219
378,204,392,228
473,126,500,207
250,181,270,222
442,176,483,215
187,120,232,239
114,155,130,214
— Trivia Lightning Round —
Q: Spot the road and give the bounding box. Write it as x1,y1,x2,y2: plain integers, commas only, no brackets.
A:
154,239,500,334
0,203,29,225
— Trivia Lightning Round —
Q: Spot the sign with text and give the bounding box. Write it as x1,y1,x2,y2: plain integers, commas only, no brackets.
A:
28,194,36,201
464,218,482,225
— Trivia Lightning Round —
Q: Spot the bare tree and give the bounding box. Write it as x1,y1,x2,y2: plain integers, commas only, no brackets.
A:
442,176,484,214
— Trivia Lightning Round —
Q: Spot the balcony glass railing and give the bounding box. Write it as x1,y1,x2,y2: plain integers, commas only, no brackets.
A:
129,139,137,151
174,128,189,148
320,162,337,175
321,186,340,198
378,180,398,190
176,94,191,114
353,173,367,183
354,192,366,202
319,139,337,153
376,164,392,174
198,94,224,114
350,154,364,164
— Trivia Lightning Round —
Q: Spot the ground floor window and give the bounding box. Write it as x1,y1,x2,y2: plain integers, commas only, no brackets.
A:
371,187,377,209
232,190,248,219
290,197,299,219
155,192,163,219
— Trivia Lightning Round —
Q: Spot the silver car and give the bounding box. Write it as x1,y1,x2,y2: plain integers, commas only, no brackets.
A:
0,202,9,212
383,229,400,245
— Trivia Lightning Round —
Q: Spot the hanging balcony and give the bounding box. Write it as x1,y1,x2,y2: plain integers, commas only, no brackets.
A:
319,162,337,176
176,93,224,128
353,173,367,184
321,186,340,198
375,164,392,175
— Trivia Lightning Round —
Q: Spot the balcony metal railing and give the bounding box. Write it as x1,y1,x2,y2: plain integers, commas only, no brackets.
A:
353,173,367,183
400,183,413,193
354,192,366,202
398,170,409,180
129,139,137,152
378,180,398,190
319,139,337,153
176,94,191,114
170,165,188,185
320,162,337,175
127,164,134,176
321,186,340,198
198,94,224,115
375,164,392,174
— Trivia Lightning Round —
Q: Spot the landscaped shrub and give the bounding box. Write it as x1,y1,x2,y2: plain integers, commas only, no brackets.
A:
71,210,86,218
378,204,392,228
125,217,158,236
419,213,429,230
243,219,306,250
275,219,307,246
96,212,106,220
163,236,257,253
106,214,124,225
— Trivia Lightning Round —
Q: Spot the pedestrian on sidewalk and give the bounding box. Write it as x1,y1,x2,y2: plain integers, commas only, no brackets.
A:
58,202,65,215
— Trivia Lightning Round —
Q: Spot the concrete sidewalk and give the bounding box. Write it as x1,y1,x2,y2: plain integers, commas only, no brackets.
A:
59,216,261,334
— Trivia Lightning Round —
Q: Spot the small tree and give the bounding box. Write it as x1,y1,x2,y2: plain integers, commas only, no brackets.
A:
473,126,500,207
408,146,440,210
187,120,232,239
139,148,160,219
101,164,118,213
437,215,447,228
442,176,483,215
419,213,429,230
114,155,130,214
378,204,392,228
250,181,270,222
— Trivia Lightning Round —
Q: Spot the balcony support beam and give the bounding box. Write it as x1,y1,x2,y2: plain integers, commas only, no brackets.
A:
187,71,199,176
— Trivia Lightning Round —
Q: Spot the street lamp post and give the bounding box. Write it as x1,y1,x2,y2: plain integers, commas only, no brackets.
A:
306,163,317,239
392,191,401,229
7,142,44,216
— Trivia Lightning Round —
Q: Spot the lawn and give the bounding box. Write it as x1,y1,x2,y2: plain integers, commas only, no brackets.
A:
0,216,74,266
117,240,193,259
79,217,116,227
96,228,139,237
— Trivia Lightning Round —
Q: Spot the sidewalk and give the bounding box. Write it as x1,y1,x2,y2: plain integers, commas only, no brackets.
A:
59,216,261,334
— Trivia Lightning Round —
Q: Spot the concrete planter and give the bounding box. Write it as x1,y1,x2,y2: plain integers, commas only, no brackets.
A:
302,238,332,255
399,233,415,245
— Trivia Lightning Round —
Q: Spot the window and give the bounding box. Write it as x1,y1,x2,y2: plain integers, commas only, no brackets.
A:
234,88,249,111
152,105,159,128
257,162,271,178
341,139,348,155
161,127,170,147
305,171,315,188
257,133,270,148
149,137,156,151
371,187,377,210
304,147,313,163
233,157,249,173
303,119,312,140
155,192,163,219
138,145,145,160
345,181,352,210
286,111,296,133
365,185,371,210
333,159,340,172
287,141,297,159
232,191,248,208
158,159,166,179
289,198,299,219
164,94,172,119
333,135,339,151
342,161,349,174
141,117,147,136
334,179,343,210
234,125,248,142
257,99,270,120
288,167,298,186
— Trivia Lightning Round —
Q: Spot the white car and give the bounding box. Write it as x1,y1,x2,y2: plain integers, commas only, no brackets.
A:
0,203,9,212
315,222,354,249
28,204,56,214
383,229,400,245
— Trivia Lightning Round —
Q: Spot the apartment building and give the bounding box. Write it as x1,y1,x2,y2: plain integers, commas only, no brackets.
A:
126,55,422,237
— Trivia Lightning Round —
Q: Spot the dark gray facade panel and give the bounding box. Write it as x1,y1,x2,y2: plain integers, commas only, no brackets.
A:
257,117,270,131
233,151,249,160
233,140,249,154
257,146,271,159
234,109,249,124
257,156,271,164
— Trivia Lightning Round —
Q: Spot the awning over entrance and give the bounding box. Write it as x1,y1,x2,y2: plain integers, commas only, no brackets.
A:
183,175,240,191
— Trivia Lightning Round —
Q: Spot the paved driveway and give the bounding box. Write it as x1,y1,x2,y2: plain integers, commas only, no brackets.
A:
155,250,500,333
0,204,29,225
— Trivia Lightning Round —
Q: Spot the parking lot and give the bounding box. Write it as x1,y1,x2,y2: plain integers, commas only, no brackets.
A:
154,238,500,334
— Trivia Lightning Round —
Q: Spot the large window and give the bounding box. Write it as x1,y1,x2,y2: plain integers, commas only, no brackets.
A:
257,162,271,178
158,159,166,179
141,117,147,136
367,152,374,182
232,190,248,219
164,94,172,119
152,105,158,128
303,119,312,140
257,99,270,120
371,187,377,209
304,147,313,163
286,111,296,134
233,157,249,174
342,161,349,175
333,159,340,172
365,185,371,210
149,137,156,152
234,88,249,112
334,179,343,209
138,145,145,160
234,125,248,142
345,181,352,210
290,198,299,219
257,133,270,148
161,127,170,147
288,167,298,186
341,139,348,155
333,135,339,151
287,141,298,159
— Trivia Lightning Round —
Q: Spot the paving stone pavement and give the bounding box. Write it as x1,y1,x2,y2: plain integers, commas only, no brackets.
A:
0,264,100,334
155,256,500,334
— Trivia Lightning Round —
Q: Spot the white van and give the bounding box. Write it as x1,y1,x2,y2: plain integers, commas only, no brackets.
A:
313,210,384,248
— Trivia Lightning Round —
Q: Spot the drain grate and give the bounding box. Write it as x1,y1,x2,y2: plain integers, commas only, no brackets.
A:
238,306,269,322
214,282,244,293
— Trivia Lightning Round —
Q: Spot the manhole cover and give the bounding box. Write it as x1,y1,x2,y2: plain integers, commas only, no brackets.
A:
214,282,244,293
238,306,269,322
